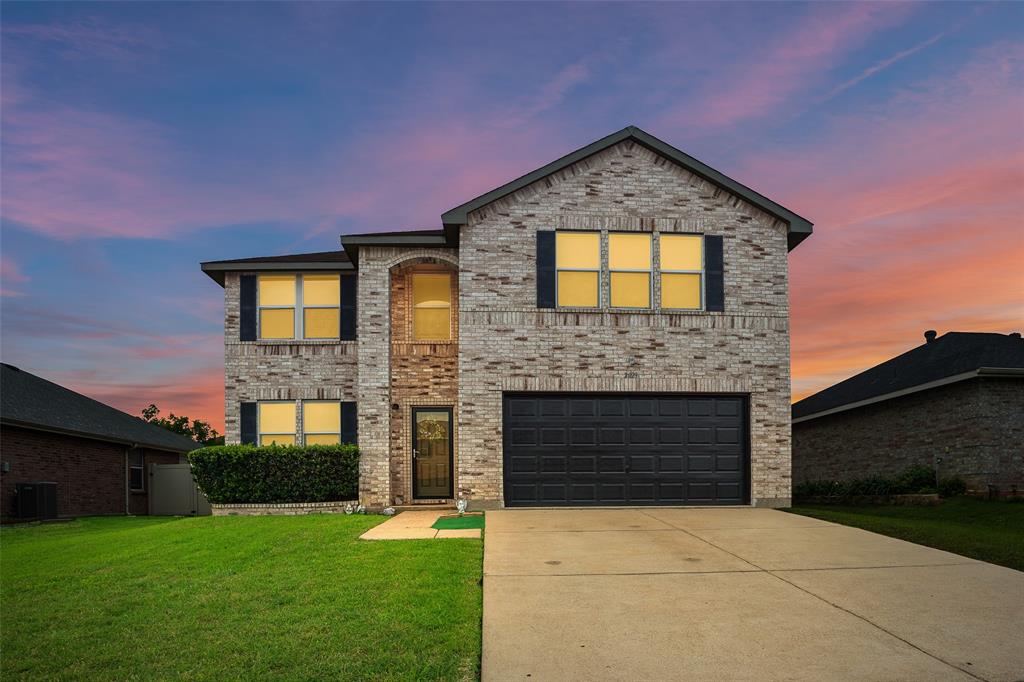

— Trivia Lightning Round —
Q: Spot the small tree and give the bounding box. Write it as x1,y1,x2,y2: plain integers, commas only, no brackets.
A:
141,404,222,446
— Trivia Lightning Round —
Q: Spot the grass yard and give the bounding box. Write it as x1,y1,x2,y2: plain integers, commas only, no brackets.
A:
787,498,1024,572
1,515,482,681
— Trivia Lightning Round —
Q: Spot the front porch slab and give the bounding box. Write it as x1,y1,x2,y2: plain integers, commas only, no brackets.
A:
359,510,482,540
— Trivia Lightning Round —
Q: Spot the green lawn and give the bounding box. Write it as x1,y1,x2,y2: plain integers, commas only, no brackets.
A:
787,498,1024,572
1,515,482,681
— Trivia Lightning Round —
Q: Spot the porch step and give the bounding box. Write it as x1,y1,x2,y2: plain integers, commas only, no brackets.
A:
390,503,456,512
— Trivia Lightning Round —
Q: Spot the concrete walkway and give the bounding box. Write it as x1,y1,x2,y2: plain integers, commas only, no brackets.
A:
359,510,481,540
482,508,1024,682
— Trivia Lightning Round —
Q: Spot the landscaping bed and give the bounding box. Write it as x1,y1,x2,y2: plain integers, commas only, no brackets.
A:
786,498,1024,572
1,515,482,680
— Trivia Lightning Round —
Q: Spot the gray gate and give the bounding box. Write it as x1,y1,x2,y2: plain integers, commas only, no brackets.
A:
149,463,212,516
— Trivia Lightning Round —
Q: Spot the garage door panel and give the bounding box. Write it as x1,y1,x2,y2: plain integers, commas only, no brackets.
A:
504,394,748,507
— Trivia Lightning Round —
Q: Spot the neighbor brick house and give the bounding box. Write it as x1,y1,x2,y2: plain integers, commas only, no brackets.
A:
202,126,813,508
792,331,1024,495
0,364,198,521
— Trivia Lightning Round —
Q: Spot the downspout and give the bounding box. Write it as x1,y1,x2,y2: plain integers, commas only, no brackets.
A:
124,447,130,515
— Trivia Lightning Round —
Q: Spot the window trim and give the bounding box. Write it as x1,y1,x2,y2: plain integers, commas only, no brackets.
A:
659,233,705,311
555,230,601,309
257,273,341,341
608,231,653,310
257,400,297,446
411,271,453,341
302,400,342,446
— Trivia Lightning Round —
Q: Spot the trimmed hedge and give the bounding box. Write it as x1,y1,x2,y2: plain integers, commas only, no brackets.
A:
188,444,359,504
794,465,968,501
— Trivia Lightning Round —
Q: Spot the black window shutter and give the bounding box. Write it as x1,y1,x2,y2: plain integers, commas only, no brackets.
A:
341,402,358,445
340,275,357,340
705,235,725,312
240,274,257,341
240,402,258,445
536,231,556,308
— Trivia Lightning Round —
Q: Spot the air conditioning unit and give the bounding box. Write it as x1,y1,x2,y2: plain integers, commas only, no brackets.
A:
15,482,58,520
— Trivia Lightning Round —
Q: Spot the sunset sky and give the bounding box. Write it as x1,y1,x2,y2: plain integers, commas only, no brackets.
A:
2,2,1022,432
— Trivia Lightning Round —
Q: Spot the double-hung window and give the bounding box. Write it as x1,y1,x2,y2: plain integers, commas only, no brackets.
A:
258,274,340,340
660,234,703,310
258,401,296,445
609,233,652,308
303,401,341,445
412,273,452,341
555,232,600,307
129,450,144,491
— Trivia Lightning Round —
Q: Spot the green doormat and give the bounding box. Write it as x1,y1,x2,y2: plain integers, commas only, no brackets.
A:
432,514,485,530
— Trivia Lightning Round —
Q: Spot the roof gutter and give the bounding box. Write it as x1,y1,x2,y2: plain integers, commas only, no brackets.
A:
792,367,1024,424
200,260,355,286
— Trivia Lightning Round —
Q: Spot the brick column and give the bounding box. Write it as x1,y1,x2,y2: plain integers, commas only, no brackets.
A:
357,248,392,506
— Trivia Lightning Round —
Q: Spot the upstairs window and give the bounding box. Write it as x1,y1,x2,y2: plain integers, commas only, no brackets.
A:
258,274,340,340
303,401,341,445
258,401,296,445
302,275,341,339
412,273,452,340
556,232,599,307
660,235,703,310
609,233,652,308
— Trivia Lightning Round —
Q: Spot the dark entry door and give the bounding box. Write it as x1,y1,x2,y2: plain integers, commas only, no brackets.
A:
413,407,453,498
503,394,749,507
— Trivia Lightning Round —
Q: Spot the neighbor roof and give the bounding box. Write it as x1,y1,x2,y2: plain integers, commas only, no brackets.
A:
201,250,353,285
792,332,1024,423
0,364,200,452
441,125,814,250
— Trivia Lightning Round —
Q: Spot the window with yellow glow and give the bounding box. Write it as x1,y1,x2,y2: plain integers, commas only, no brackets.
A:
257,273,341,340
555,231,599,307
302,274,340,339
412,273,452,340
258,402,296,446
660,234,703,309
609,233,651,308
303,401,340,445
258,275,296,339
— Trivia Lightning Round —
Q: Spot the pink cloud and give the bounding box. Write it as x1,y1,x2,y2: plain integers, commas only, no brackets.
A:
2,16,165,62
657,3,915,130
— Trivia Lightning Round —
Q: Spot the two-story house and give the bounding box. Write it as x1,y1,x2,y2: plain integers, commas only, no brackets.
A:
201,126,813,509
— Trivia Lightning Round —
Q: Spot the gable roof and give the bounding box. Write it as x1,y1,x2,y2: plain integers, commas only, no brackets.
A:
1,364,200,452
792,332,1024,423
201,250,353,285
441,125,814,250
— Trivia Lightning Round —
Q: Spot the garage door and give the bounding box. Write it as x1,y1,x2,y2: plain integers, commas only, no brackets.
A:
503,394,748,506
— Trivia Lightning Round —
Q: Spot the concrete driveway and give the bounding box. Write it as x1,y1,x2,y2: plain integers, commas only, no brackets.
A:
482,508,1024,682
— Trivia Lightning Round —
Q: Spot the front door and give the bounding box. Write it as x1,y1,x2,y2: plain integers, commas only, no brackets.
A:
412,407,453,499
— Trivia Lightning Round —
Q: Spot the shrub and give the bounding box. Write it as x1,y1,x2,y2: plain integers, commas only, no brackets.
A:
794,465,942,501
188,444,359,504
938,476,967,498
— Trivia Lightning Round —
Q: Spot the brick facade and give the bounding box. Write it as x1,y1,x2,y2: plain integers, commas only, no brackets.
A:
0,425,181,520
458,141,792,507
219,139,796,508
792,378,1024,492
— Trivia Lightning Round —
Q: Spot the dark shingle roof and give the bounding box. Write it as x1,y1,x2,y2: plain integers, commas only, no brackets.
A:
792,332,1024,421
1,364,199,452
201,250,352,285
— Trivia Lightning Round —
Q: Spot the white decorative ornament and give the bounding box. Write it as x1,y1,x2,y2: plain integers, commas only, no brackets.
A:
456,499,468,515
382,507,396,516
356,504,366,515
344,503,354,515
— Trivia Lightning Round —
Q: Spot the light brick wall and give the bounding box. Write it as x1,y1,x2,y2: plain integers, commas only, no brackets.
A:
222,271,358,445
220,140,796,508
457,140,793,507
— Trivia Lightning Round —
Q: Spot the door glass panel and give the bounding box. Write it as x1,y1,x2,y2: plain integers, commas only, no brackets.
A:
414,409,452,498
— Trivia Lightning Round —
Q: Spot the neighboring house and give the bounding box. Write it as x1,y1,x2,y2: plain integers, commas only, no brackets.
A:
0,364,199,520
792,331,1024,494
201,126,813,508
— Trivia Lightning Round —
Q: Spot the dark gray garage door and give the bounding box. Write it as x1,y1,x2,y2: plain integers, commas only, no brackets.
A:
503,394,748,506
